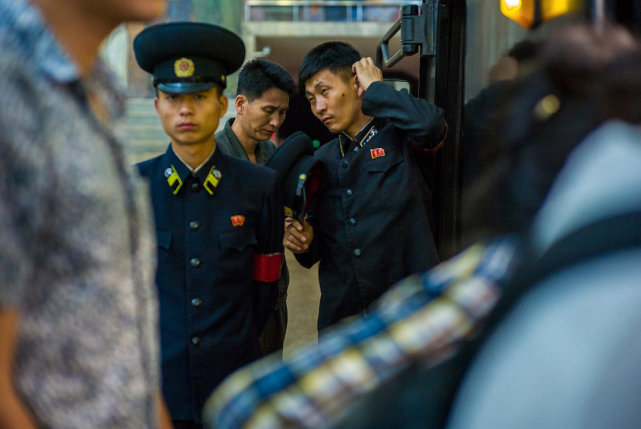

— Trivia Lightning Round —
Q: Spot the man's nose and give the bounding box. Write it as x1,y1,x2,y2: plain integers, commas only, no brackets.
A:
314,98,326,113
269,112,281,127
179,99,194,114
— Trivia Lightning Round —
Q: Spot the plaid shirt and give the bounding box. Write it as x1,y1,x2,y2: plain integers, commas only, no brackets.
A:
205,238,518,428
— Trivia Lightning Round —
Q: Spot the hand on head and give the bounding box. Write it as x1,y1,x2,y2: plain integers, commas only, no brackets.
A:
352,57,383,94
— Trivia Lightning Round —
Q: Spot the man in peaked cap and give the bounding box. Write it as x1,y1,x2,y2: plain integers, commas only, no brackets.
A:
134,22,284,429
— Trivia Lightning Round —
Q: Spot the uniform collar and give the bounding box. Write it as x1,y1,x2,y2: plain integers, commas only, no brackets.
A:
164,145,223,195
339,118,380,157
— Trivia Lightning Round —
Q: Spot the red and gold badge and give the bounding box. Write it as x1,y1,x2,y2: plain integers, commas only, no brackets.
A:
231,215,245,227
370,148,386,159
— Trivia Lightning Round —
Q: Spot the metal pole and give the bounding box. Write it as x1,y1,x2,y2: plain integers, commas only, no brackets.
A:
593,0,606,34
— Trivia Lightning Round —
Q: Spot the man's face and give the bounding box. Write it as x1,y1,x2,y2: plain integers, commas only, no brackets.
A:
154,87,227,149
304,69,361,136
235,87,290,142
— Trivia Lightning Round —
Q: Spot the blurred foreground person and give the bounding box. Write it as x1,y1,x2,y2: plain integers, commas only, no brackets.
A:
204,24,641,429
0,0,170,428
134,23,284,429
216,59,296,357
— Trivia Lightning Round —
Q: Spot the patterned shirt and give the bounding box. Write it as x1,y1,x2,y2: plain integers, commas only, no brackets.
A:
0,0,160,427
204,238,518,428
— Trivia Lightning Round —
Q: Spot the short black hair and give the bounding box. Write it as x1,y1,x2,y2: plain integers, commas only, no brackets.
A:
236,59,296,101
298,41,361,88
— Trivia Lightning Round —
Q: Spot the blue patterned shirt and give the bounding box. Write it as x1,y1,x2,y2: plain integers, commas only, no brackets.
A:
204,238,518,428
0,0,160,427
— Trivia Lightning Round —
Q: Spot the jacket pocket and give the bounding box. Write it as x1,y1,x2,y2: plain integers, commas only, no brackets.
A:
218,229,257,252
366,148,403,173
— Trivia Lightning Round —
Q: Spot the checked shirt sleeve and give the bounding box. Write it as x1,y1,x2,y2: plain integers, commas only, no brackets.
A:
204,238,519,429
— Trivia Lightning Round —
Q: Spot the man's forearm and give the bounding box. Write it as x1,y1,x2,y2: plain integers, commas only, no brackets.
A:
156,392,173,429
0,309,37,429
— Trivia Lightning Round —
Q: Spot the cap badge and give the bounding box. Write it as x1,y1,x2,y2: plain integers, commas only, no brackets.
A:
231,215,245,227
370,148,386,159
174,57,195,78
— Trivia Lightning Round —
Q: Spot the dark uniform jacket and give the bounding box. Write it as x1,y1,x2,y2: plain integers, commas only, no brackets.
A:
137,145,283,422
215,118,290,304
296,81,445,330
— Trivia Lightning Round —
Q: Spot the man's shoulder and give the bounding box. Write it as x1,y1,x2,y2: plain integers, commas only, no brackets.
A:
222,151,278,182
136,153,165,177
315,137,339,158
214,128,230,149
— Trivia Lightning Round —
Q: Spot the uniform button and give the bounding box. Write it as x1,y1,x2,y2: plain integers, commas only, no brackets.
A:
191,336,201,346
342,160,349,168
346,189,353,196
189,221,200,230
353,146,360,152
348,217,357,226
353,248,362,256
191,182,200,192
191,298,202,307
190,258,201,268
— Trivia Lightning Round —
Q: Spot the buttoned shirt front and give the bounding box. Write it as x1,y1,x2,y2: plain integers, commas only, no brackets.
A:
137,145,283,422
0,0,160,427
216,117,290,308
297,82,446,330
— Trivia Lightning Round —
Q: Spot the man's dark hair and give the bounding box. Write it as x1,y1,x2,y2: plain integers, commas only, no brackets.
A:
298,41,362,88
236,59,296,101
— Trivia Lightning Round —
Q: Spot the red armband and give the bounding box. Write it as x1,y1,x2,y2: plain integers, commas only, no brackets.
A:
253,253,283,282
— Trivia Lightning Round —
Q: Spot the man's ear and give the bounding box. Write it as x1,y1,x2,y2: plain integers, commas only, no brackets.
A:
154,96,159,114
235,94,246,115
352,74,365,98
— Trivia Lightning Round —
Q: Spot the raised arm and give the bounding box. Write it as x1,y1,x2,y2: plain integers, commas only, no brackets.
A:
355,58,446,149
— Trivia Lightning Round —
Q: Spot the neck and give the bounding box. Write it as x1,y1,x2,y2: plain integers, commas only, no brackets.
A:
231,118,259,162
33,0,117,78
346,114,374,140
172,139,216,170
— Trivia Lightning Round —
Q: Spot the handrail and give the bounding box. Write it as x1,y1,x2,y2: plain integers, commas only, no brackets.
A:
244,0,422,22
